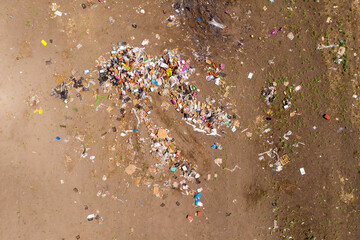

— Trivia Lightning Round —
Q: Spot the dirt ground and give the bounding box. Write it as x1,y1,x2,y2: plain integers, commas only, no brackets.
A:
0,0,359,239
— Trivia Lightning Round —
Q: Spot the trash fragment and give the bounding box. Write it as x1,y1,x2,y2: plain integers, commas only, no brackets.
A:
194,192,202,206
108,16,115,24
87,214,95,221
125,164,136,175
300,168,306,175
283,130,292,140
33,107,43,114
41,40,47,46
270,27,282,35
209,19,225,29
141,39,149,46
26,95,40,107
248,72,254,79
323,114,330,120
287,32,294,40
211,143,223,150
214,158,222,167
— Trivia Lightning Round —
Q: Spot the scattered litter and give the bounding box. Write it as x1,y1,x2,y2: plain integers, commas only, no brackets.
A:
194,191,202,206
270,27,282,35
33,107,43,114
248,72,253,79
26,95,40,107
261,84,276,105
41,40,47,46
300,168,306,175
279,154,290,166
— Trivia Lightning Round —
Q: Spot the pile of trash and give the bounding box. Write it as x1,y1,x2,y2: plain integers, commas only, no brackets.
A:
52,43,238,206
261,84,277,105
53,44,236,134
205,59,226,86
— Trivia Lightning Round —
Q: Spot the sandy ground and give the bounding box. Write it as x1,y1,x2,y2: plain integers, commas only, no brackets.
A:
0,0,359,239
0,1,270,239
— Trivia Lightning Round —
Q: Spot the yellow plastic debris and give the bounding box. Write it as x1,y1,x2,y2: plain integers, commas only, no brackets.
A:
41,40,47,46
33,107,43,114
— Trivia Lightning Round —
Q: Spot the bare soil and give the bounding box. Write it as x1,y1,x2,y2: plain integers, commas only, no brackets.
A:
0,0,359,240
